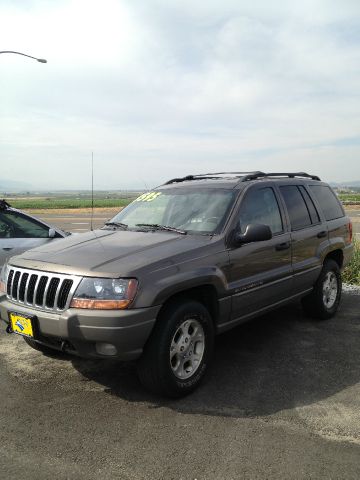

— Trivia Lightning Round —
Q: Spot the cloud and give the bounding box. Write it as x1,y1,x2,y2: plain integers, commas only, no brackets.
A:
0,0,360,189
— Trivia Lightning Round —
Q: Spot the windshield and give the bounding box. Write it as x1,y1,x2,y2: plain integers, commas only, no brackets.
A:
106,188,235,234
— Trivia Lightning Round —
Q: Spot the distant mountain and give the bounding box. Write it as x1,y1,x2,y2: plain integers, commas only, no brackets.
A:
329,181,360,187
0,179,32,192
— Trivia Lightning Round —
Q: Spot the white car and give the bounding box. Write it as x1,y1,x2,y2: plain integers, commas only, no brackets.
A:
0,200,69,268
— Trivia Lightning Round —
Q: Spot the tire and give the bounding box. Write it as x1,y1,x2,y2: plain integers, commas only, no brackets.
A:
137,299,215,398
23,336,62,356
301,259,342,320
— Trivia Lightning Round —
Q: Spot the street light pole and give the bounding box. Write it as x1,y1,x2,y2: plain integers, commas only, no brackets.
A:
0,51,47,63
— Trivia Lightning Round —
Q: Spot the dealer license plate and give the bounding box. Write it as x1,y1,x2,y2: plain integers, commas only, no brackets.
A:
9,312,35,338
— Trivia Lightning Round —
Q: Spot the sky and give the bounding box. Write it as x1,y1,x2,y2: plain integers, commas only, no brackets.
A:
1,0,360,190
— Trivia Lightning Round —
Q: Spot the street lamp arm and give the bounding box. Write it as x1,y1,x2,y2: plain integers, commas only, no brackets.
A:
0,51,47,63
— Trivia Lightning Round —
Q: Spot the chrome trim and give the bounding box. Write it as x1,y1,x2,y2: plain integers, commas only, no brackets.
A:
32,275,41,306
5,266,82,313
42,276,51,308
16,271,22,300
23,273,31,302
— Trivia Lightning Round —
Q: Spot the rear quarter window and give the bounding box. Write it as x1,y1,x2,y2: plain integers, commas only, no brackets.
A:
309,185,344,221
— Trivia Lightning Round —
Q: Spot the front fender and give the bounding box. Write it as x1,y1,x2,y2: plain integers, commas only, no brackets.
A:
133,265,229,308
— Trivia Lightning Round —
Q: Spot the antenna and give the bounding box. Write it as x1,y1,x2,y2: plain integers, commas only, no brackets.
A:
141,178,149,192
91,152,94,231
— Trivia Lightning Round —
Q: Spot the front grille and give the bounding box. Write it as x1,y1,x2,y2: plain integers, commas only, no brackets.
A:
6,267,81,312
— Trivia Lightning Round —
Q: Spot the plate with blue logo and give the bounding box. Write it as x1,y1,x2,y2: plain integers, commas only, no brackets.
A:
9,312,35,338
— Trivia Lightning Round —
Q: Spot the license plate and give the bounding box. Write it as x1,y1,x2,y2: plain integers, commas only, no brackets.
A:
9,312,35,338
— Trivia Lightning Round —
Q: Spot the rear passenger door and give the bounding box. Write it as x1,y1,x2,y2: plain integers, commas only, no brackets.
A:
277,184,327,294
228,184,293,320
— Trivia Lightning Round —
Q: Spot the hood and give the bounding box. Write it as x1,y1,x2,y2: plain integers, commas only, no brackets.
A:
9,229,214,277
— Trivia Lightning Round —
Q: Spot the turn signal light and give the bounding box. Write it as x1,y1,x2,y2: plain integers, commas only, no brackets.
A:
70,298,132,309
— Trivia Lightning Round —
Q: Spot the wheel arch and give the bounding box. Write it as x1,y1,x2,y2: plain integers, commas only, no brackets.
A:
156,284,220,327
324,249,344,269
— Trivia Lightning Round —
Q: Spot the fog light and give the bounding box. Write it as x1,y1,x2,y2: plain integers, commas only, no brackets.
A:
96,342,117,356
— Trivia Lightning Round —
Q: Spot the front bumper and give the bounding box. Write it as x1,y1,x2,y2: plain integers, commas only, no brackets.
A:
0,297,160,360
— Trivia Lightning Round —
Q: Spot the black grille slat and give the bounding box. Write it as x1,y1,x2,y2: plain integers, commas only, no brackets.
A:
45,278,60,308
27,274,38,303
18,273,29,302
11,271,21,299
35,276,48,305
57,279,73,310
7,269,14,295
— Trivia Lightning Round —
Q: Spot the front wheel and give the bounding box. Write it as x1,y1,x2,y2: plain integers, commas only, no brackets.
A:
137,299,214,398
301,259,342,320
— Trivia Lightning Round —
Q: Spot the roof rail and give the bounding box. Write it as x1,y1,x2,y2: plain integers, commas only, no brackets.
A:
164,172,262,185
240,172,321,182
163,171,321,185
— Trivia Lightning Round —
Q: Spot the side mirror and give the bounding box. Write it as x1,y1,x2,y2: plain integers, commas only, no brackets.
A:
48,228,56,238
234,223,272,246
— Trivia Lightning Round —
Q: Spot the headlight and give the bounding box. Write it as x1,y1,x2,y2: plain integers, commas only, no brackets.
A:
0,262,8,294
70,277,138,310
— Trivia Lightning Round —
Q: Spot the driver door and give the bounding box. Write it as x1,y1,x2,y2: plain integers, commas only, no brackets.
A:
227,185,293,321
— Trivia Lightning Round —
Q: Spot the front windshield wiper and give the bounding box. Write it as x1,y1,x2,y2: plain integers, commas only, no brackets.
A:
103,221,128,230
135,223,187,235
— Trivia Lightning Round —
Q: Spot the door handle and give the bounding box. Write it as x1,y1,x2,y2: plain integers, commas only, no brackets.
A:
317,231,327,239
2,247,13,251
275,242,290,251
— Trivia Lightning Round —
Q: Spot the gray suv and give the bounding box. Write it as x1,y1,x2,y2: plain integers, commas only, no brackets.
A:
0,172,354,397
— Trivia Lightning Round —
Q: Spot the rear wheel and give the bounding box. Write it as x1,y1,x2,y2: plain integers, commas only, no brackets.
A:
301,259,342,320
137,299,214,398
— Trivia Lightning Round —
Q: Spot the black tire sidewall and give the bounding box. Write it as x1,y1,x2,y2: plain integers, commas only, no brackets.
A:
154,300,214,396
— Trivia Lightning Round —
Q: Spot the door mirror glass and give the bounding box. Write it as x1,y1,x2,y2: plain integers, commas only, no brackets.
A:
48,228,56,238
234,223,272,246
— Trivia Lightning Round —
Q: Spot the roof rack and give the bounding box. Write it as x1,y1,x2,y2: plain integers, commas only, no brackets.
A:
164,172,262,185
240,172,321,182
164,171,320,185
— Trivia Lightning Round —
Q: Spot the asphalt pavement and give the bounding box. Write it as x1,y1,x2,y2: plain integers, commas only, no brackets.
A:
0,293,360,479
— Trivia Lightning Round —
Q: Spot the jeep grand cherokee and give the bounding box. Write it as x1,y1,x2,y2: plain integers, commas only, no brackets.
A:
0,172,354,397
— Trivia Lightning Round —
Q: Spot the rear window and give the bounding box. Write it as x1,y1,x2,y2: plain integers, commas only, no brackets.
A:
280,185,312,230
309,185,344,221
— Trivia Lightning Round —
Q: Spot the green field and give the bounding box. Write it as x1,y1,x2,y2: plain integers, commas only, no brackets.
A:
9,198,134,210
338,193,360,203
343,238,360,285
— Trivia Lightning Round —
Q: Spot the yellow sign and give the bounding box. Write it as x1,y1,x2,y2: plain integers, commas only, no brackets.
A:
9,313,34,338
135,192,162,202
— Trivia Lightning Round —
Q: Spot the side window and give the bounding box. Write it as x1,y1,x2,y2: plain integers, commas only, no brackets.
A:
309,185,344,221
298,186,320,224
239,187,283,234
280,186,312,230
0,214,13,238
0,211,50,238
